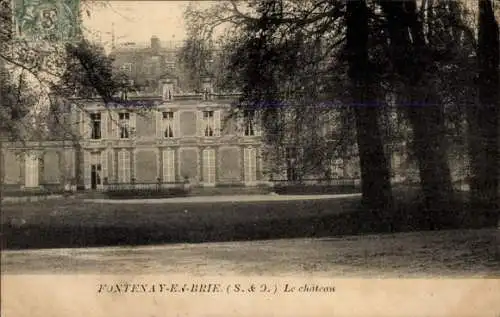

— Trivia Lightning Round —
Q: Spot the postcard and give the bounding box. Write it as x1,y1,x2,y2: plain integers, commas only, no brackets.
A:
1,1,499,316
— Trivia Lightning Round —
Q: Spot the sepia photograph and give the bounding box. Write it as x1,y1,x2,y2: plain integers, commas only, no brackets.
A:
1,0,499,316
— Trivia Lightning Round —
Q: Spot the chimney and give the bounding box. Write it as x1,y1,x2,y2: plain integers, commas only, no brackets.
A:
200,76,213,100
151,35,160,53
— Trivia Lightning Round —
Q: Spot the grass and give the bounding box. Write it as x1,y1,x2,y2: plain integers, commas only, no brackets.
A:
1,197,363,250
1,187,496,250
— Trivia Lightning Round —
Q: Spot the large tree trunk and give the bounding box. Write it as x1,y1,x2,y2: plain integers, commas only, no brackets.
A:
346,0,393,222
468,0,499,226
379,0,455,229
406,99,454,227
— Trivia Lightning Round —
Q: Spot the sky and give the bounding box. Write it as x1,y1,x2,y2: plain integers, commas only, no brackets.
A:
81,1,209,51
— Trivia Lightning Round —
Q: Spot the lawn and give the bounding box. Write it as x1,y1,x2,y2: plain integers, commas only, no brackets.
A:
1,196,367,250
1,188,494,250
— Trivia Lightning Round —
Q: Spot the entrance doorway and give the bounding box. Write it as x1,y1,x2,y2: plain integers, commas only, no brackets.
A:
91,164,102,190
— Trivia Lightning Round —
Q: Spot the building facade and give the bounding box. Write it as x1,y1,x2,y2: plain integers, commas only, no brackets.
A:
75,82,266,189
1,81,268,190
0,36,363,192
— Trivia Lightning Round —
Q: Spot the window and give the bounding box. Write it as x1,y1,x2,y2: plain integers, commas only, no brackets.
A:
162,111,174,138
202,149,216,184
330,158,343,179
120,63,132,73
166,61,175,71
203,111,214,137
243,110,255,136
286,147,298,181
163,149,175,182
25,153,39,187
90,113,101,139
119,112,130,139
118,150,130,183
244,148,257,183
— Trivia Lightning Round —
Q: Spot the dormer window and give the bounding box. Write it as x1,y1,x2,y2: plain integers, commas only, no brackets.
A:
201,77,213,100
162,81,173,100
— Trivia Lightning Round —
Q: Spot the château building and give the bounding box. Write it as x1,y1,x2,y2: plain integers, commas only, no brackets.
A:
1,36,268,191
1,36,364,192
74,77,266,190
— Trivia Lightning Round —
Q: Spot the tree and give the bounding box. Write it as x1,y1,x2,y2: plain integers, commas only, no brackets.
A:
0,0,132,193
378,0,457,229
184,1,394,213
185,0,497,230
468,0,499,224
345,0,393,219
176,37,214,92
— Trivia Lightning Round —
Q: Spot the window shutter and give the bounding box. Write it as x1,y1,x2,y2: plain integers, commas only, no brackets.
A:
101,111,108,139
197,111,203,136
257,147,262,180
244,148,249,182
251,148,257,182
79,111,84,136
156,110,162,138
130,112,137,138
126,150,131,182
174,111,180,137
214,110,221,137
84,151,91,189
255,111,262,136
111,111,119,138
118,150,123,182
108,150,114,183
101,150,108,180
162,149,167,182
82,112,90,139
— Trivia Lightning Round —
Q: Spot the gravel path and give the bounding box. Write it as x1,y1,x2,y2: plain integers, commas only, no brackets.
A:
82,193,362,204
3,228,499,277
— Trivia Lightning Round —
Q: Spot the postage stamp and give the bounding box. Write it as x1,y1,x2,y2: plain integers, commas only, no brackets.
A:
12,0,80,41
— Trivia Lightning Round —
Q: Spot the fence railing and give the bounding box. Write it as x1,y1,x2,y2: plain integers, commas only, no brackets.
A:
270,178,360,187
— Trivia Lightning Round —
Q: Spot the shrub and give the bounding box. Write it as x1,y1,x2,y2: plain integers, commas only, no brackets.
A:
104,187,190,199
215,183,246,188
272,184,358,195
2,188,67,197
